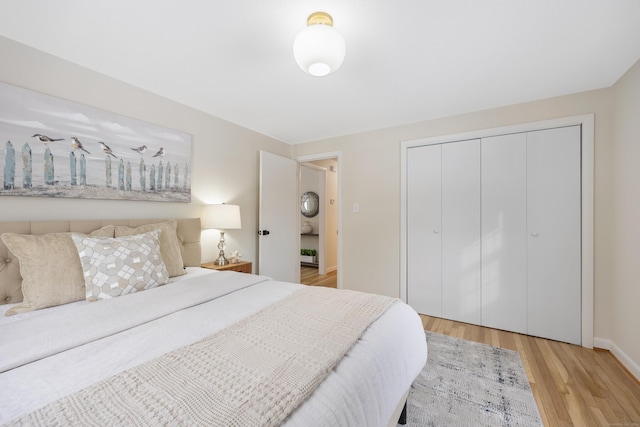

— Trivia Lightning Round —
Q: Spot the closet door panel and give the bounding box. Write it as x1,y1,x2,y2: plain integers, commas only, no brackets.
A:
527,126,581,345
441,140,481,324
406,145,442,316
481,133,527,333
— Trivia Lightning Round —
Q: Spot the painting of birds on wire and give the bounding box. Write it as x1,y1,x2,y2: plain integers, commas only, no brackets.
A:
0,82,191,202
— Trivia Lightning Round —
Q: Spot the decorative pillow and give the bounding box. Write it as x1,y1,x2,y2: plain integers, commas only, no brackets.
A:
88,225,116,238
114,220,185,277
71,230,169,302
1,225,116,316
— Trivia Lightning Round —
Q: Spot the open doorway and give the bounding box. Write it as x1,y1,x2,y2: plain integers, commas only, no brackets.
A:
297,154,340,289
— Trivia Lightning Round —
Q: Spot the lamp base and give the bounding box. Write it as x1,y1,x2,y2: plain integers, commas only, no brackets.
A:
214,230,229,265
214,254,229,265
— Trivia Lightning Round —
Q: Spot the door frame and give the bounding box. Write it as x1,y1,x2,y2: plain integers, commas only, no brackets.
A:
400,114,594,348
300,162,327,274
296,151,342,289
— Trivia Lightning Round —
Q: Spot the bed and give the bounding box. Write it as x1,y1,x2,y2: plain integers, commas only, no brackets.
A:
0,218,427,426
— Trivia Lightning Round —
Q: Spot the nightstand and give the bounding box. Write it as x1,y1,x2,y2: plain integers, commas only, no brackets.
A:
201,260,252,274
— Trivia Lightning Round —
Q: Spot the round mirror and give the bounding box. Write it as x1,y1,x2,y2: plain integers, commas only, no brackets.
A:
301,191,320,218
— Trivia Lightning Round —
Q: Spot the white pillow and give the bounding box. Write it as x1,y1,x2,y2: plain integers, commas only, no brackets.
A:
71,230,169,302
114,220,186,277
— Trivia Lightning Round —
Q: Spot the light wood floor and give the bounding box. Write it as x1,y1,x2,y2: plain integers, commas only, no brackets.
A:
300,265,337,288
300,267,640,426
422,315,640,427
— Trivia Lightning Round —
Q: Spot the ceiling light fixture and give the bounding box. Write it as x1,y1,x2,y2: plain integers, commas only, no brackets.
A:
293,11,346,77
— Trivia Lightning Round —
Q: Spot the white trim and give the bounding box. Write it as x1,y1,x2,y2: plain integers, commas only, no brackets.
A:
296,151,343,289
400,114,595,348
594,337,611,350
580,114,595,349
400,146,408,303
594,337,640,382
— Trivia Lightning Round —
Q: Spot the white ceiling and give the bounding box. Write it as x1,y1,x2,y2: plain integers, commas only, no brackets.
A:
0,1,639,144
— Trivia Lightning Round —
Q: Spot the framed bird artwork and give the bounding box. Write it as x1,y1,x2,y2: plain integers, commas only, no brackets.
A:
0,81,192,202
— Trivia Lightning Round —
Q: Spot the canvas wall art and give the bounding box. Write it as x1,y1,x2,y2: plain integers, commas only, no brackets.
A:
0,82,191,202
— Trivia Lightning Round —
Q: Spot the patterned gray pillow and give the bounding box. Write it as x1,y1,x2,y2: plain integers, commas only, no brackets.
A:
71,230,169,302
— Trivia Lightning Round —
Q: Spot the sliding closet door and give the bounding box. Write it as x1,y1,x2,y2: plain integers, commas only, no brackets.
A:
527,126,581,345
441,140,481,325
406,144,442,316
481,133,527,334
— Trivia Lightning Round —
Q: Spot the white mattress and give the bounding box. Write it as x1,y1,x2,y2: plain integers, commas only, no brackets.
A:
0,268,427,426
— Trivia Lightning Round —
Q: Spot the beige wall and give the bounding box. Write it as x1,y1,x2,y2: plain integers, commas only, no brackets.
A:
0,36,291,265
611,59,640,368
293,88,615,343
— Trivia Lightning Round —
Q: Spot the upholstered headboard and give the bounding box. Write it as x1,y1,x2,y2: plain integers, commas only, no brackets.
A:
0,218,201,305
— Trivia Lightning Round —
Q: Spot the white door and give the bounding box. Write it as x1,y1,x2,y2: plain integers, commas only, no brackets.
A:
259,151,300,283
406,144,442,316
441,140,481,325
481,133,527,334
526,126,581,345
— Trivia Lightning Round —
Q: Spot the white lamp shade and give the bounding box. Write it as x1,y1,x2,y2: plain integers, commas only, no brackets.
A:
293,24,346,76
204,204,241,230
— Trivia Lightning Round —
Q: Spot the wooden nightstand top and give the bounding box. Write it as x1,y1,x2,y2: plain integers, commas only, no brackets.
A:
201,260,252,274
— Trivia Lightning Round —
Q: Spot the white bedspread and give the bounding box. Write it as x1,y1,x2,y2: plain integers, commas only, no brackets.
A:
0,268,427,426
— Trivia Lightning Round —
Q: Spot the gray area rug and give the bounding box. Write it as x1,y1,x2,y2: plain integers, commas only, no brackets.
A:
406,331,543,427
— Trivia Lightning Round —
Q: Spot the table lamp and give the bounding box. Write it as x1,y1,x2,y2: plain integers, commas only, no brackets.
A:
204,204,242,265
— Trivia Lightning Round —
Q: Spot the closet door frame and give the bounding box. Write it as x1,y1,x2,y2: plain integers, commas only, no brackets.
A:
400,113,594,348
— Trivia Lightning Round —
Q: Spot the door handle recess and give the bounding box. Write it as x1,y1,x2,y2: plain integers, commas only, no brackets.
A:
259,230,270,236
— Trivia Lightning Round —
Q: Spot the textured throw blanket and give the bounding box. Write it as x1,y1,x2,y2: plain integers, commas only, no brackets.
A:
8,286,397,427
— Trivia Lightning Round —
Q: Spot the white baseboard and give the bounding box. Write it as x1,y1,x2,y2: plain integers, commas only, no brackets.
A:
594,337,640,382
